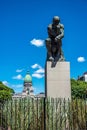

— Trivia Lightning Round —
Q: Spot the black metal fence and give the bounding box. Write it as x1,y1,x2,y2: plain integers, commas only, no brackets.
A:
0,97,87,130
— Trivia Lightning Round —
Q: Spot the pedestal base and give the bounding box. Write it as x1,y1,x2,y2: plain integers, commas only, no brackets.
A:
45,61,71,99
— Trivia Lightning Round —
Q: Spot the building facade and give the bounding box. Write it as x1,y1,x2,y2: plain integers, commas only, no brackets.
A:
78,72,87,82
12,71,34,98
23,71,34,96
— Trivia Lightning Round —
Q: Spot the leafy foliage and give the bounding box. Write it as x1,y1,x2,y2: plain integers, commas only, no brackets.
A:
0,81,14,100
71,79,87,98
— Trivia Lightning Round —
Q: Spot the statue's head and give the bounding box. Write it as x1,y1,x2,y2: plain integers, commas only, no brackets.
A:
53,16,60,25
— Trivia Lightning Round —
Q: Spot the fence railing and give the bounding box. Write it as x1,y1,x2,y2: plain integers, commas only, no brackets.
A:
0,97,87,130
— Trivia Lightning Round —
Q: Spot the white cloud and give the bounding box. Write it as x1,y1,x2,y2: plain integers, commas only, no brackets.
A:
11,84,23,88
16,69,24,73
2,81,23,93
31,63,45,79
12,74,23,80
77,57,86,62
35,68,45,74
32,73,44,78
31,63,41,69
30,38,44,47
2,81,9,86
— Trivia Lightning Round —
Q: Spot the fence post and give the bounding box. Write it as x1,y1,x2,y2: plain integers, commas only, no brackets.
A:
85,96,87,130
44,97,46,130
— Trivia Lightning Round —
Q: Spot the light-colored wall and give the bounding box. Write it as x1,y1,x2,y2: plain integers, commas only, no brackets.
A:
85,74,87,82
45,61,71,99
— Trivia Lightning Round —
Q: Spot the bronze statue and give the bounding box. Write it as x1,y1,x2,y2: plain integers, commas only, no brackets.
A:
45,16,65,62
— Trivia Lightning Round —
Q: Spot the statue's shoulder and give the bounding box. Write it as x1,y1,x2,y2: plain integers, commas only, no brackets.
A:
48,24,52,30
59,23,64,29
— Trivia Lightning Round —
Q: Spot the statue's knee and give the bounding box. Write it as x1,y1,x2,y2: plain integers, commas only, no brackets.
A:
45,38,51,48
45,38,51,44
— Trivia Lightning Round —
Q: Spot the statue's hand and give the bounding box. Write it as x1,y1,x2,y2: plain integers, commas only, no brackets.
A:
55,37,60,42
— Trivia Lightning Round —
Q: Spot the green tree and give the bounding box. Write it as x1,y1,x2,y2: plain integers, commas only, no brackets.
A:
0,82,14,128
71,79,87,98
0,81,14,101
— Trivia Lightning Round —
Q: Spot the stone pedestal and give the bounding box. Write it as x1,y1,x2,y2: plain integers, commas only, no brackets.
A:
45,61,71,99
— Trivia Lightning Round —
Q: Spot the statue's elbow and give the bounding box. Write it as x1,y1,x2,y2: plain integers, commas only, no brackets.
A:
62,32,64,38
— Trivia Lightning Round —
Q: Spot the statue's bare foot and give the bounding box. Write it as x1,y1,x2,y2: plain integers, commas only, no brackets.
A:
49,56,54,61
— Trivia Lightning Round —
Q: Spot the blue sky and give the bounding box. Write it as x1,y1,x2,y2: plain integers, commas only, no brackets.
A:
0,0,87,94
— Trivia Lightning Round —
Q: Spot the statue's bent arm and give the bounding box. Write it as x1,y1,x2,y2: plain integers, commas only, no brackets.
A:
56,24,64,40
